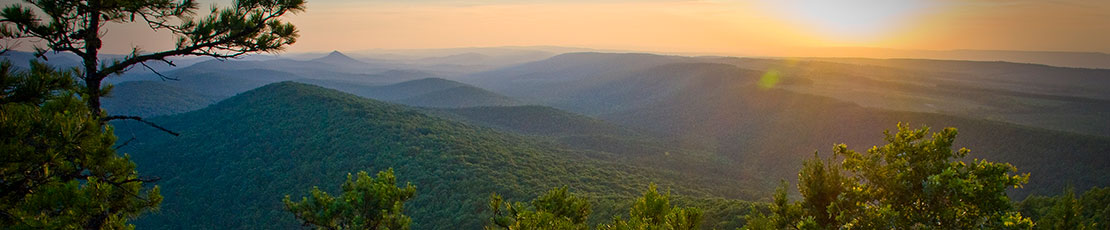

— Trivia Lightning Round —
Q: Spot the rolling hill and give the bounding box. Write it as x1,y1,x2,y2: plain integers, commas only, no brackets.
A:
722,57,1110,137
803,57,1110,100
98,52,448,117
424,105,742,184
467,52,1110,137
462,52,1110,197
395,85,521,108
104,74,516,118
303,77,524,108
113,82,757,230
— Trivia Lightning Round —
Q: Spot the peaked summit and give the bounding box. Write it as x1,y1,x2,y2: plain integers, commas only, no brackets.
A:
311,50,366,66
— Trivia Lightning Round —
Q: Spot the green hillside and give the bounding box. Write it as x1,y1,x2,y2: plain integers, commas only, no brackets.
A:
114,82,755,229
395,84,521,108
425,105,748,190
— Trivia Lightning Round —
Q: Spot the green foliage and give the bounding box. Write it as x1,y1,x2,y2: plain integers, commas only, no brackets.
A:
489,185,706,230
598,183,704,230
0,61,161,229
283,169,416,230
488,187,592,230
796,153,842,228
744,123,1033,229
1018,186,1110,230
742,182,804,230
1038,188,1090,230
669,197,754,230
428,104,758,203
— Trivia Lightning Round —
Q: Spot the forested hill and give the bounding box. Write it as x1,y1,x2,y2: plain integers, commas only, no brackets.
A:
113,82,754,229
302,77,524,108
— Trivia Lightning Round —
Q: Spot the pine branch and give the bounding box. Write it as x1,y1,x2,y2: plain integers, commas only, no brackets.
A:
102,115,180,136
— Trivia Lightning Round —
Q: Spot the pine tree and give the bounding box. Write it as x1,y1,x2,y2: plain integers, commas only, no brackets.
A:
1,60,162,229
598,183,703,230
1,1,305,228
487,187,592,230
283,169,417,230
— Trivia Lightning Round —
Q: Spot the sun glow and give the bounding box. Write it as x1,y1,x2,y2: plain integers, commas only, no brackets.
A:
760,0,937,45
70,0,1110,55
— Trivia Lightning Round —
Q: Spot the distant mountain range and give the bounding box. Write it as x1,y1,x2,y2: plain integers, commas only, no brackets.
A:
462,52,1110,197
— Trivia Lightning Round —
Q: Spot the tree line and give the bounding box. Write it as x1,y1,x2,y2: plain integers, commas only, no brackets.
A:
279,123,1107,230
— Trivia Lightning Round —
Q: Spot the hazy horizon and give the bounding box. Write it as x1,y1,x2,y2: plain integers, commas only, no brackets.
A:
4,0,1108,57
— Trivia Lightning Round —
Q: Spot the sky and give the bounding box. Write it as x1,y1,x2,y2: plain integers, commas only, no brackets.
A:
5,0,1110,55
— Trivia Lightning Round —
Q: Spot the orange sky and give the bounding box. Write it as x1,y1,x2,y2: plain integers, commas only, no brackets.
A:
21,0,1110,55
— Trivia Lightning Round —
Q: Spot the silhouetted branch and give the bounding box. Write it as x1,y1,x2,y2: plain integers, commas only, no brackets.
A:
114,136,137,150
97,9,290,77
102,115,180,136
139,62,178,81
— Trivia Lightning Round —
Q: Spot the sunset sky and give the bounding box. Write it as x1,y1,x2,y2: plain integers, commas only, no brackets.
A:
17,0,1110,55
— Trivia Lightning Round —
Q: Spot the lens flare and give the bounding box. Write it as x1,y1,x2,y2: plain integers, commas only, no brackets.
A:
758,69,781,89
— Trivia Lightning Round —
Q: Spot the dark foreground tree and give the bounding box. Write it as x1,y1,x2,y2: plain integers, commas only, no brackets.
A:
487,187,592,230
284,169,417,230
1,1,304,228
0,61,161,229
1,0,304,113
744,123,1033,229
